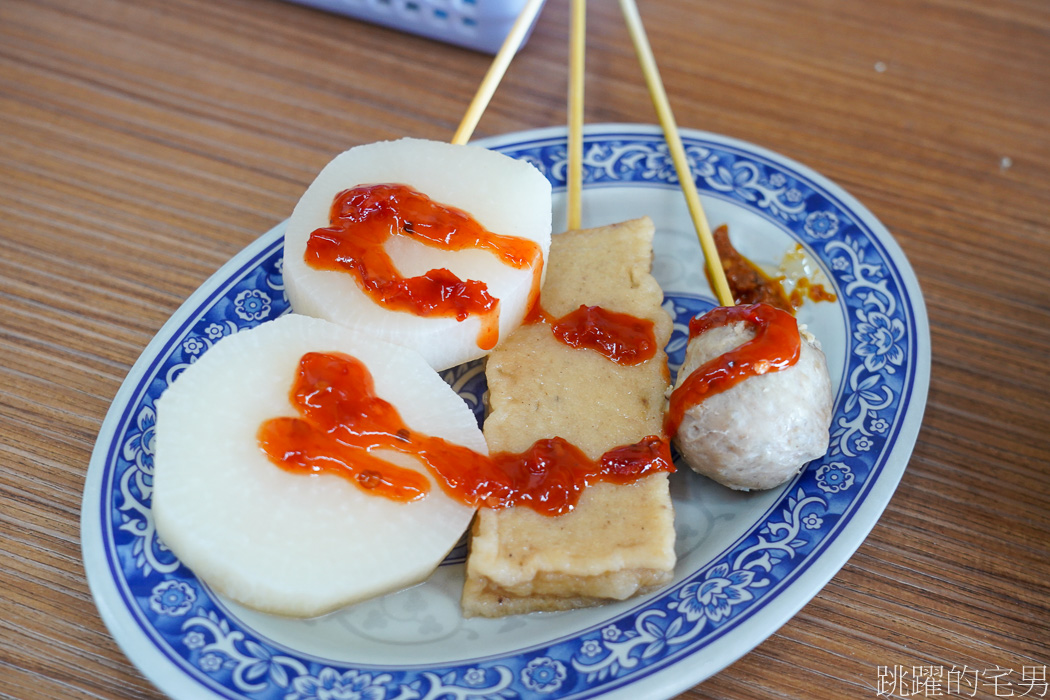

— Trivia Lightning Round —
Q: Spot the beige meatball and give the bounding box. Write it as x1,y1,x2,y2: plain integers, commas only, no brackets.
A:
672,320,833,490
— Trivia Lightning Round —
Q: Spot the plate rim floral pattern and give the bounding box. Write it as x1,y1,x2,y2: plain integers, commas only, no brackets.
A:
81,124,930,700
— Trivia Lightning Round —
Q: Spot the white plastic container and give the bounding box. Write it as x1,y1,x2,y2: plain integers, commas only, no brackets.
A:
286,0,542,54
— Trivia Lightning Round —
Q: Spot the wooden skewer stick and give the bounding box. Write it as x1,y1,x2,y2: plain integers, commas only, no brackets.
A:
618,0,734,307
452,0,547,146
566,0,586,230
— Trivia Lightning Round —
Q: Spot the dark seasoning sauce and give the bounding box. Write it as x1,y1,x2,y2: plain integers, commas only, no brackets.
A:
711,224,837,311
261,184,671,516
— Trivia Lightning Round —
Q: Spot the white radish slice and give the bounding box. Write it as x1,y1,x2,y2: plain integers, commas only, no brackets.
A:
153,313,485,618
283,137,552,371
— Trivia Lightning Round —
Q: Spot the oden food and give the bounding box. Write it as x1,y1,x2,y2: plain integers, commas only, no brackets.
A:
462,218,677,617
283,138,552,371
153,314,486,618
667,303,833,491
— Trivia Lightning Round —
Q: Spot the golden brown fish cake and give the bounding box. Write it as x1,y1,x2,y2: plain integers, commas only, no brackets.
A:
461,217,676,617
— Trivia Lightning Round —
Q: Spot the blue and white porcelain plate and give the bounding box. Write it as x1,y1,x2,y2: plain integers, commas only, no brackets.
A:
82,125,930,700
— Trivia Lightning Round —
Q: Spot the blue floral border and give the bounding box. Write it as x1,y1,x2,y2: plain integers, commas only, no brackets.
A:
97,129,921,700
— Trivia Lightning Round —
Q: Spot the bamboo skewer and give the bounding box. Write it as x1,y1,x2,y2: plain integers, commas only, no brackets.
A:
451,0,547,146
617,0,734,308
566,0,586,230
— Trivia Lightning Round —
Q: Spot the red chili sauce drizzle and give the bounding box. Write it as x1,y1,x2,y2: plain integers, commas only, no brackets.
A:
527,303,658,366
665,303,801,436
304,183,544,351
257,351,673,516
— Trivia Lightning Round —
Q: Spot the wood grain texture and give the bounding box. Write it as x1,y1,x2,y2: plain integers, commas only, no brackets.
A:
1,0,1047,698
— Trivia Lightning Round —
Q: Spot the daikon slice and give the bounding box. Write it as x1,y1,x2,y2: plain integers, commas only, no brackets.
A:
152,313,485,618
283,138,552,371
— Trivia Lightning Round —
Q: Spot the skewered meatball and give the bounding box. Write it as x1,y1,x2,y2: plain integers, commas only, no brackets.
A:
671,310,833,491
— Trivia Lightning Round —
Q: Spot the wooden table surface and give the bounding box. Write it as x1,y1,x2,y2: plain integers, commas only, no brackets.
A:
2,0,1048,698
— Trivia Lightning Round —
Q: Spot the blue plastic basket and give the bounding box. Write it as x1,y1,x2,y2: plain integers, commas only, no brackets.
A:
286,0,541,54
